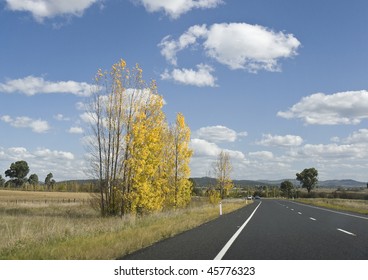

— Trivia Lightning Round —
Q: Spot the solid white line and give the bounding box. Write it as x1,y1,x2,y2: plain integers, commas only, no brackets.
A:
214,201,262,260
309,217,317,221
290,201,368,221
337,228,357,236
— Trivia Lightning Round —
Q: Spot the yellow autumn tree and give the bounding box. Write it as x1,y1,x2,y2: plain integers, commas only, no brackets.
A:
164,113,193,208
213,150,233,199
86,59,193,216
126,83,167,214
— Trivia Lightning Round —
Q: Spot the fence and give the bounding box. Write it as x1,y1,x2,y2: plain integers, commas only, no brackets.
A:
1,199,90,205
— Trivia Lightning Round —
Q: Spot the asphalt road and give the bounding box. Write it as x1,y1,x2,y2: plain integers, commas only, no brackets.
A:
120,199,368,260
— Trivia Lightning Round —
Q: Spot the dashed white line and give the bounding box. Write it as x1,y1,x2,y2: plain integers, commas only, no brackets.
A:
309,217,317,221
214,202,262,260
337,228,356,236
290,201,368,221
298,212,302,215
291,209,294,211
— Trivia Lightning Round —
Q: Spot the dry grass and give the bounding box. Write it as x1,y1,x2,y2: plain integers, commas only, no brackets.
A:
297,198,368,215
0,191,251,260
0,189,91,202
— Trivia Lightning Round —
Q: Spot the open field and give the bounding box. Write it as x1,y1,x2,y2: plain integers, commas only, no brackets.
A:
297,198,368,215
0,189,91,203
0,190,251,259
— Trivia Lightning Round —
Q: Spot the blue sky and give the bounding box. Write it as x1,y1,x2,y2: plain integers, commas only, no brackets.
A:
1,0,368,182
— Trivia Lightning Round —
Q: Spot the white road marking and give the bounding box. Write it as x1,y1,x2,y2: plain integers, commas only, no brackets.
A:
309,217,316,221
290,201,368,221
298,212,302,215
337,228,357,236
214,201,262,260
291,209,294,211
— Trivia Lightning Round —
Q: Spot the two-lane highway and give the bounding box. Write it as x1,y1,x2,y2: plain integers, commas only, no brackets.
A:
222,200,368,259
121,199,368,260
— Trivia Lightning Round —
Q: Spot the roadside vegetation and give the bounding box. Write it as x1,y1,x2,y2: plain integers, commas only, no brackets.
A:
296,198,368,215
0,190,251,259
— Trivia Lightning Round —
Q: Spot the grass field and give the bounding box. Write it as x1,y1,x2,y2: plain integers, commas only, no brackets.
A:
0,190,251,259
297,198,368,215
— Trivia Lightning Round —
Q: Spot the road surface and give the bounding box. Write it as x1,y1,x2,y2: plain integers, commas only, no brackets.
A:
120,199,368,260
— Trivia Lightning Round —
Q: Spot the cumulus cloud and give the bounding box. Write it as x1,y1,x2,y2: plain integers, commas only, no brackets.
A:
68,126,84,134
161,64,217,87
0,146,82,181
277,90,368,125
257,134,303,147
159,23,300,72
159,24,208,65
194,125,247,143
300,143,368,160
54,114,70,121
5,0,100,22
190,138,245,160
344,129,368,144
1,115,50,133
0,76,93,96
136,0,223,19
248,151,274,160
34,148,75,160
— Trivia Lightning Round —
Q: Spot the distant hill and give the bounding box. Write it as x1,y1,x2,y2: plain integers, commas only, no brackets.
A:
58,177,367,189
191,177,367,188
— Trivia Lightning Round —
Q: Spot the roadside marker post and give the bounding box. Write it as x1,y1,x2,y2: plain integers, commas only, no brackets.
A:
219,201,222,215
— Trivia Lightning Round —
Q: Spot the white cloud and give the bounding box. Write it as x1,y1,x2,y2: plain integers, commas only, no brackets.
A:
68,126,84,134
190,138,245,160
194,125,247,143
54,114,70,121
161,64,217,87
277,90,368,125
1,115,50,133
0,146,82,181
0,76,93,96
248,151,274,160
75,101,86,111
34,148,75,160
300,143,368,160
257,134,303,147
136,0,223,19
190,138,220,157
5,0,100,22
204,23,301,71
159,24,208,65
159,23,300,72
344,129,368,144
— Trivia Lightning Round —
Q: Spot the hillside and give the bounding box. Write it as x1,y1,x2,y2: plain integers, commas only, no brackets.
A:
191,177,367,189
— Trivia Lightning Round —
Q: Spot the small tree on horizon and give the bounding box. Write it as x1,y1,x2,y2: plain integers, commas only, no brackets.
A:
280,180,294,198
296,168,318,193
5,160,30,188
28,174,39,191
213,150,233,199
45,173,55,191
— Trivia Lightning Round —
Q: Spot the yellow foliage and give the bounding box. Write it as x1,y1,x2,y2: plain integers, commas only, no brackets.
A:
88,58,193,216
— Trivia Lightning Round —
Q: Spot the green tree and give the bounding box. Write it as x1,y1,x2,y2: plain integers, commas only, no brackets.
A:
296,168,318,193
280,180,294,198
5,160,30,187
0,175,5,188
28,174,39,191
45,173,55,191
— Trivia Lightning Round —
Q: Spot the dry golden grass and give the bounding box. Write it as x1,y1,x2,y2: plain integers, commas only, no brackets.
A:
297,198,368,215
0,189,91,202
0,191,250,260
